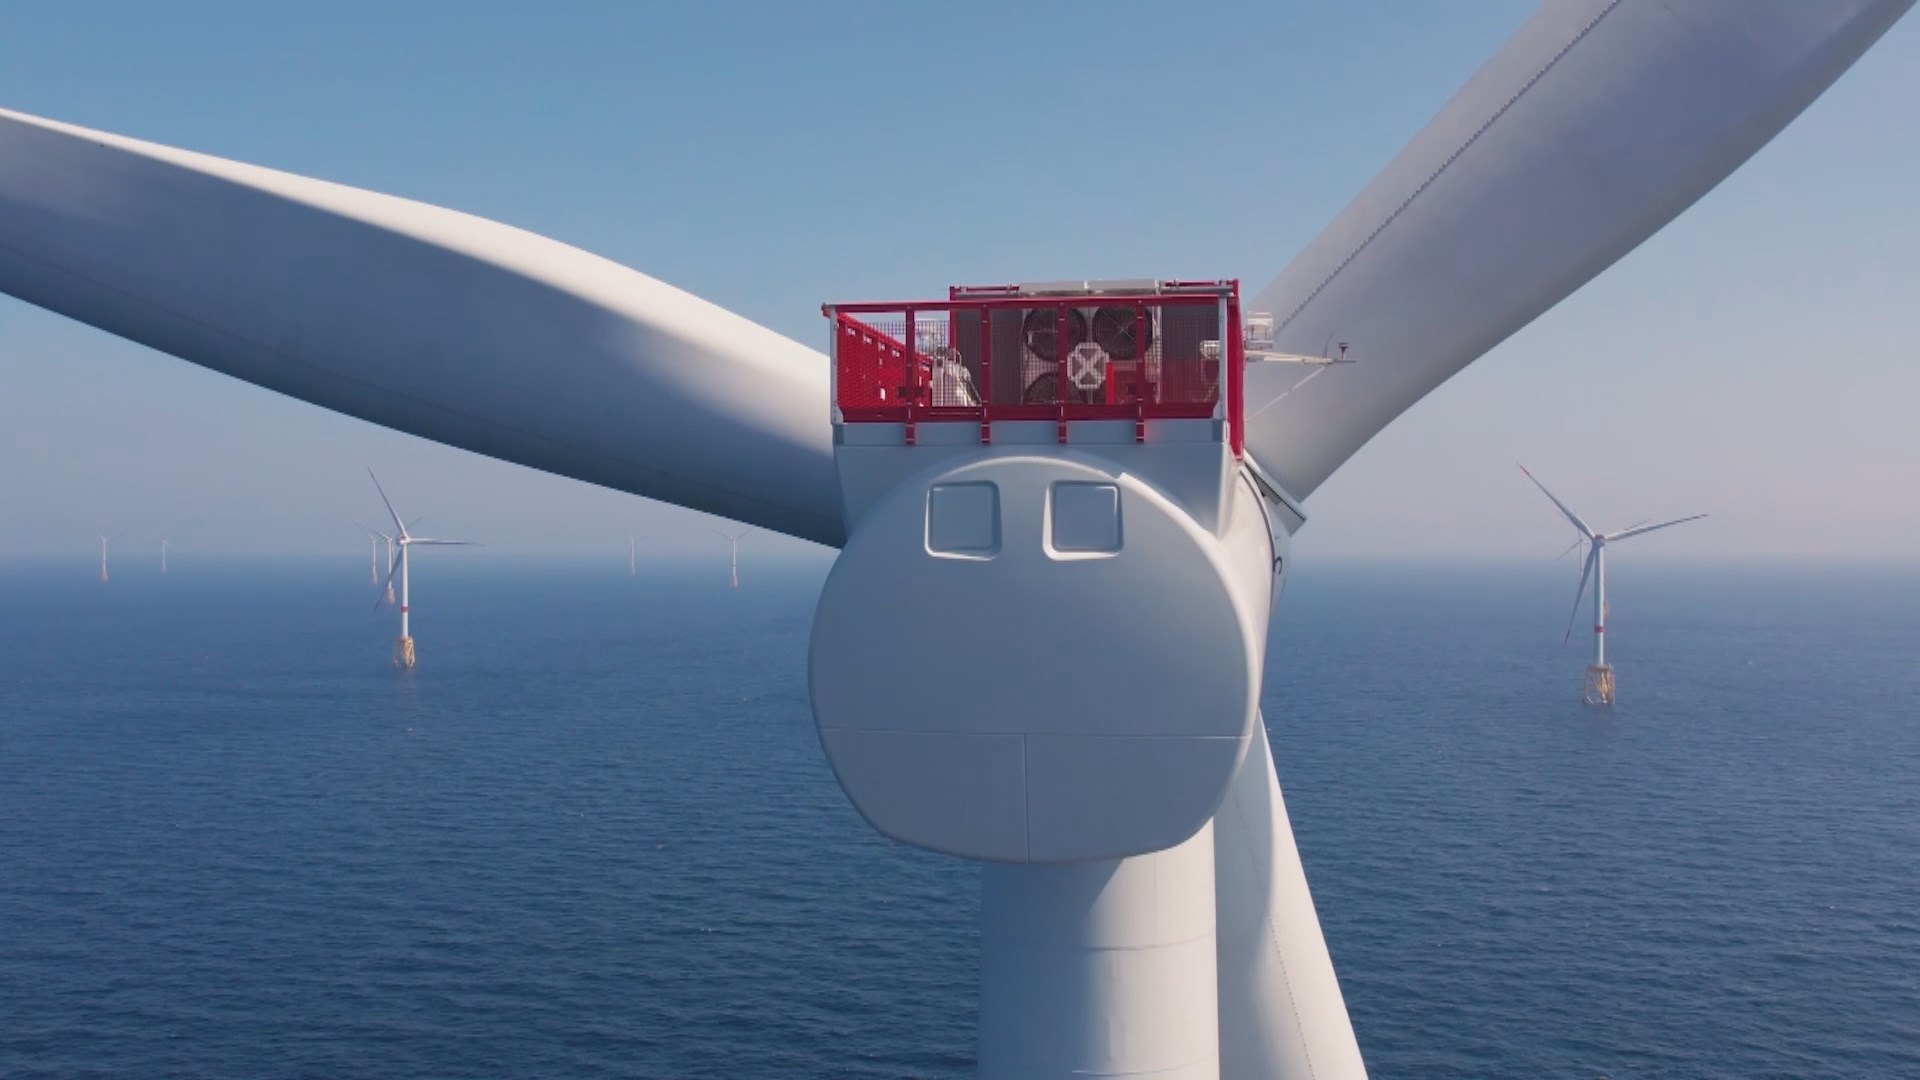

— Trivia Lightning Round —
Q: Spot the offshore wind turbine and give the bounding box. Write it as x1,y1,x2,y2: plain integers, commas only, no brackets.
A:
97,531,125,583
1522,466,1706,705
714,529,750,589
628,534,636,577
160,538,168,574
367,470,476,667
3,4,1906,1073
361,525,397,604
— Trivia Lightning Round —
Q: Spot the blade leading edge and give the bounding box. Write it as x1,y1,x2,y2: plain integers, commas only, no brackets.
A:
1605,513,1708,542
367,468,407,538
1520,465,1596,539
0,108,843,546
1565,544,1598,644
1241,0,1913,502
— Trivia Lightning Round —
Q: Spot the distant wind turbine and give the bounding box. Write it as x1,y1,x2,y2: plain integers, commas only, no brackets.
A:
360,524,397,604
98,531,126,583
160,538,168,575
367,470,477,667
628,534,637,577
1521,465,1706,705
714,528,751,589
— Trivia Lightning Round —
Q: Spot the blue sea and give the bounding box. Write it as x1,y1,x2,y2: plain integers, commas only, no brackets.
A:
2,556,1916,1078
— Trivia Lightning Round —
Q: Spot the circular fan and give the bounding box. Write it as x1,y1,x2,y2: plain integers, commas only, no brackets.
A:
1090,306,1153,360
1021,307,1088,361
1022,370,1058,405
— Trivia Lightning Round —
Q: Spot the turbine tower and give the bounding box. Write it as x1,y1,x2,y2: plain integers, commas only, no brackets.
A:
1,4,1906,1073
715,529,749,588
628,534,636,577
160,538,168,574
367,470,476,667
97,532,125,583
361,525,398,604
1521,466,1706,705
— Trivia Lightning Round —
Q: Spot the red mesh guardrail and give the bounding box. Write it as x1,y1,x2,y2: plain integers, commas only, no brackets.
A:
827,289,1241,450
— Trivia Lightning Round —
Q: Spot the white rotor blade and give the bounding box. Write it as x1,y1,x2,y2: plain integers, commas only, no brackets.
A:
1215,716,1367,1078
355,521,392,542
1242,0,1912,501
1519,465,1595,539
1564,544,1598,644
1556,534,1584,561
0,109,842,546
1605,513,1707,543
405,539,478,546
366,468,407,537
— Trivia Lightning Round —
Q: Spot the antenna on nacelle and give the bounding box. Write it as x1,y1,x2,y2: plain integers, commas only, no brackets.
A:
1240,313,1356,365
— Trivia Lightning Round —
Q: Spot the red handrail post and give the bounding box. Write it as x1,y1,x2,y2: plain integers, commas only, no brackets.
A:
1225,291,1243,458
903,306,917,447
1133,302,1148,443
1055,304,1069,444
978,307,992,445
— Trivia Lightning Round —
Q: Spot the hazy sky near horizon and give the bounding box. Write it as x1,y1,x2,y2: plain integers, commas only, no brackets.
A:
2,2,1916,564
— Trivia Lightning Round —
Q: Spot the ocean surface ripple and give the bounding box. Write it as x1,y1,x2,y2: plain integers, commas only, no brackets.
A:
2,559,1914,1078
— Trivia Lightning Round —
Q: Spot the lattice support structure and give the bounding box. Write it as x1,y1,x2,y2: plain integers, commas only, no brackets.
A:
1583,663,1615,706
393,635,416,668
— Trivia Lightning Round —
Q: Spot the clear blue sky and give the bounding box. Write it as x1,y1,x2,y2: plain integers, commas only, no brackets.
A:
2,2,1915,564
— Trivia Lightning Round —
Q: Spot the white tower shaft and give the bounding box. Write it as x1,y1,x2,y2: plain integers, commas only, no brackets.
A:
1594,542,1607,668
979,825,1219,1079
99,535,108,583
400,544,410,641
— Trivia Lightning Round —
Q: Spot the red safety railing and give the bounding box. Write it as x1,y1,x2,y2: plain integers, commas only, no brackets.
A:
825,284,1242,452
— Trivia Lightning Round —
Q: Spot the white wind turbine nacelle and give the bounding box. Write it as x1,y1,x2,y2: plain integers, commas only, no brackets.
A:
0,1,1909,1076
813,448,1278,864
